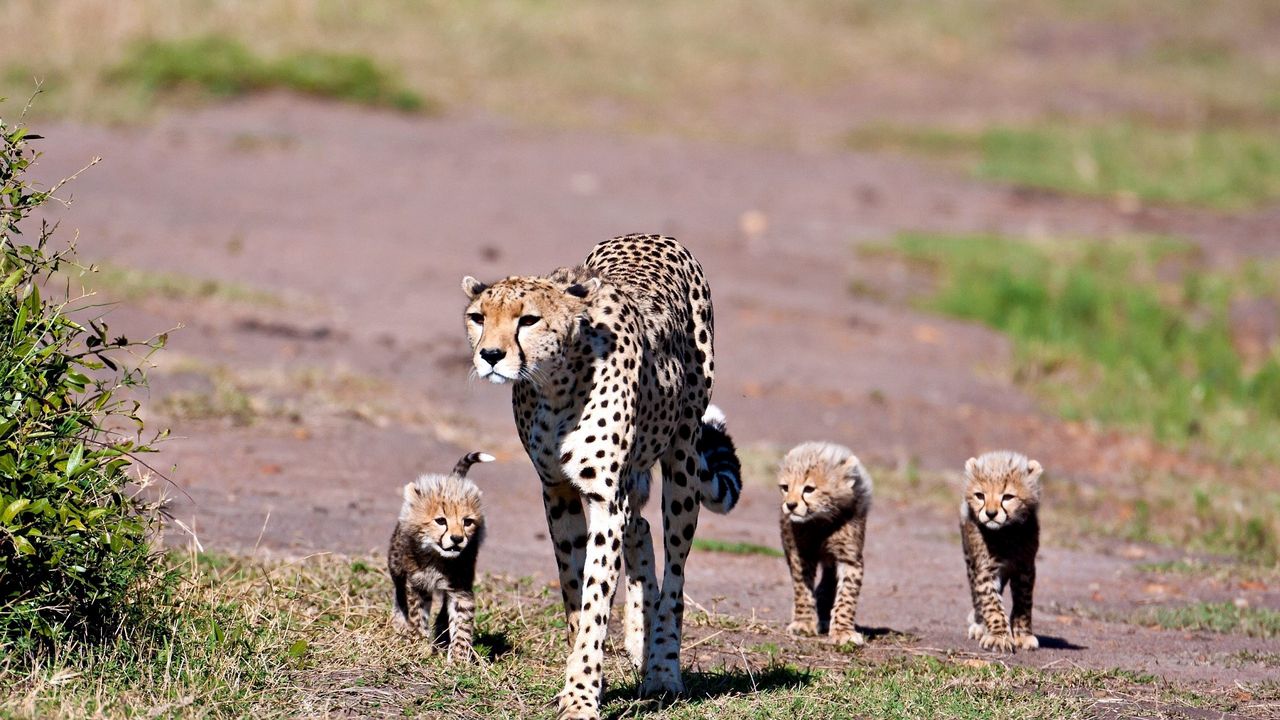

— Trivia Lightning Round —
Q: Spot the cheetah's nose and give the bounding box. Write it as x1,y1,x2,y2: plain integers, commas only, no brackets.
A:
985,509,998,519
449,534,465,545
785,502,798,512
479,348,506,366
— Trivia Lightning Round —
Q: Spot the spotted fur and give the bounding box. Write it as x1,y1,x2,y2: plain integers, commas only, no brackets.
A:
386,451,491,662
959,450,1042,653
777,442,872,646
462,234,736,719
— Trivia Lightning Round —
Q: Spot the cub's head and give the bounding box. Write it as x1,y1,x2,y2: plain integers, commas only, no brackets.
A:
399,474,484,558
777,442,872,523
461,272,601,385
962,451,1043,530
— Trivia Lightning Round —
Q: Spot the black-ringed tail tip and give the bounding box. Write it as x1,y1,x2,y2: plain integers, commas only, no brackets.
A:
453,451,496,477
697,404,742,514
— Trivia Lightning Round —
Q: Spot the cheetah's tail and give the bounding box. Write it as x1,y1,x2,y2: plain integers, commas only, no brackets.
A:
452,451,495,478
697,405,741,514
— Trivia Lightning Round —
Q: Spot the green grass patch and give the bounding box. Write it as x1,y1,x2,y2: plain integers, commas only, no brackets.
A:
865,233,1280,563
848,123,1280,209
692,537,784,558
72,262,282,305
110,35,429,112
4,553,1240,719
1134,601,1280,638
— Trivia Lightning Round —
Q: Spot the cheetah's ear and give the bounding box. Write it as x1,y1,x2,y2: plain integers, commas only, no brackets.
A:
564,277,601,300
402,482,420,504
1025,459,1044,486
964,457,979,479
843,455,864,483
462,275,488,299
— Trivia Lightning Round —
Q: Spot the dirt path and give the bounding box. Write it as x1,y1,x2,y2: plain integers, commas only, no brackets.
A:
31,97,1280,691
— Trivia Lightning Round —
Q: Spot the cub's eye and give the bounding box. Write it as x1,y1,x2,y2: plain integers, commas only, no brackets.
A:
463,518,476,527
802,486,816,494
778,484,789,491
1002,494,1015,502
973,492,985,501
466,313,484,324
518,314,542,327
434,517,447,526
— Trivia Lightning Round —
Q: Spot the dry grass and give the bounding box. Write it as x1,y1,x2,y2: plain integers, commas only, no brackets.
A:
1,0,1278,144
1,552,1258,719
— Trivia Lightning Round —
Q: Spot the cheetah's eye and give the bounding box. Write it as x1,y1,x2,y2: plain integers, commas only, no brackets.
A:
463,518,475,527
466,313,484,325
434,517,447,526
518,314,542,327
973,492,985,501
1002,494,1015,502
802,486,816,494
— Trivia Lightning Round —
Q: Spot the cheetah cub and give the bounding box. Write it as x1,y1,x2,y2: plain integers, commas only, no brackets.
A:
778,442,872,646
959,450,1043,653
388,451,491,662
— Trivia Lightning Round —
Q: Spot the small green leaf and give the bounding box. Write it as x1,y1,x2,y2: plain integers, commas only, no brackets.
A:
13,536,35,555
2,498,30,523
287,639,309,658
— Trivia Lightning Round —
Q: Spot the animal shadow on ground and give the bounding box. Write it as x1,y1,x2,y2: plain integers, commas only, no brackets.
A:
474,631,515,660
1035,634,1085,650
602,665,814,718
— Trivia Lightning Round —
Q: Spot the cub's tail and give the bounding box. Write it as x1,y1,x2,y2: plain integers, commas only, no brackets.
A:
452,451,495,478
697,405,741,514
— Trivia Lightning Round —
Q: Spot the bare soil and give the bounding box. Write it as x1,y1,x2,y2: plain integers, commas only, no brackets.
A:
30,96,1280,699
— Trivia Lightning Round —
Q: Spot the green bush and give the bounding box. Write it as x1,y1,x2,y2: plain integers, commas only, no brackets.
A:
1,104,166,652
112,35,428,112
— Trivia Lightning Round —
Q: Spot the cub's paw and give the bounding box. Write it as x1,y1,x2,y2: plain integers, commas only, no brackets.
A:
979,630,1015,653
786,620,818,637
1013,633,1039,650
829,629,866,647
967,622,985,640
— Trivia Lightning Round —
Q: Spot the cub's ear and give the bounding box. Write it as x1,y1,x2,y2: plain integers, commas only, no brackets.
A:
462,275,489,299
1025,459,1044,484
843,454,864,482
564,276,602,300
403,482,420,504
964,456,979,478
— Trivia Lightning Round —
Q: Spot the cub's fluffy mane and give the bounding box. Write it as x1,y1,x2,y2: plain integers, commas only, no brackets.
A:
964,450,1042,503
400,474,483,523
779,441,873,495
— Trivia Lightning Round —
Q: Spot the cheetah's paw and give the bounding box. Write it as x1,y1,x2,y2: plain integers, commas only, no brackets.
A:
967,622,985,640
829,629,866,647
786,620,818,637
979,630,1015,653
1013,633,1039,650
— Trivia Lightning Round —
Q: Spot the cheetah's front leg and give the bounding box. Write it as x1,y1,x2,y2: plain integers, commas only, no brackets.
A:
445,589,477,663
555,493,626,720
782,522,820,637
542,481,587,643
827,518,867,646
1010,564,1038,650
622,475,658,672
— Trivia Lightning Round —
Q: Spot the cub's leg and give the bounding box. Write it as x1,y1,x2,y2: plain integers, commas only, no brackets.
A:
827,516,867,646
961,523,1013,652
641,439,701,698
409,584,434,639
1010,563,1038,650
542,481,587,644
622,472,658,671
390,571,414,635
445,589,477,662
782,519,820,637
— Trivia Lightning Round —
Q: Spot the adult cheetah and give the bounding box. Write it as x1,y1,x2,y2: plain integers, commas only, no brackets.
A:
461,234,740,719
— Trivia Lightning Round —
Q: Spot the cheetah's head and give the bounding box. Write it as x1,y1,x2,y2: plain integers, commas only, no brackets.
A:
777,442,871,523
962,451,1043,530
400,474,485,558
461,273,600,385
